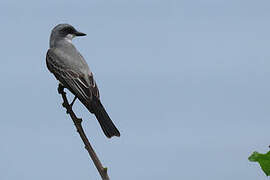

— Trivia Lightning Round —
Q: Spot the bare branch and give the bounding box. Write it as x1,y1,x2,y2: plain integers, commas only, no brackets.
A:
58,84,110,180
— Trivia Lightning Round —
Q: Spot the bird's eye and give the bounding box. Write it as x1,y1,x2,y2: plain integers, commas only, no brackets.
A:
62,27,75,34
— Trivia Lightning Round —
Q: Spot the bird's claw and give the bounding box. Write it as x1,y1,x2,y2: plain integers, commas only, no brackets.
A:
70,97,77,107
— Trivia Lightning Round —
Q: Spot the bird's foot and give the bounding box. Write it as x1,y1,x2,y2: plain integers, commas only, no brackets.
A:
70,96,77,107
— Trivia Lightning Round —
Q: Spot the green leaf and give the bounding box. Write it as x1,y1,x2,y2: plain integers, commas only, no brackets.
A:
249,151,270,176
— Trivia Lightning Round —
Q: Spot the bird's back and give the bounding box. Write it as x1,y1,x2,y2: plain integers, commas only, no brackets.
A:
51,40,90,75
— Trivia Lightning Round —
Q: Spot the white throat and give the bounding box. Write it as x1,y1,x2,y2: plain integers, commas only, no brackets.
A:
64,34,75,43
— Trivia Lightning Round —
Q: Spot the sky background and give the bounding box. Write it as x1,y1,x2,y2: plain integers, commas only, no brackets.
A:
0,0,269,179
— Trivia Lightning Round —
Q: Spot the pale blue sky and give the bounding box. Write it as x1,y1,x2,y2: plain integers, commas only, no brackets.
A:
0,0,269,179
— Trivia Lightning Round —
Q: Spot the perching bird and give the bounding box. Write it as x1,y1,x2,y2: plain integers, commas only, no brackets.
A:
46,24,120,138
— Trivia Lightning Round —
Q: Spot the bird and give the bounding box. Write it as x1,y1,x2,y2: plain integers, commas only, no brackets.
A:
46,24,120,138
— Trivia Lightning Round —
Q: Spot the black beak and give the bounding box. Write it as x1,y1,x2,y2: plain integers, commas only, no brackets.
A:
75,31,86,36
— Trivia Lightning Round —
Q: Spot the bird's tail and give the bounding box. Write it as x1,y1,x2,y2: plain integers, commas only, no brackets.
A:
90,98,120,138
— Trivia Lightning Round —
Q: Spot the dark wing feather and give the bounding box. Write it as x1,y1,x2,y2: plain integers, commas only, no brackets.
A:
46,49,99,103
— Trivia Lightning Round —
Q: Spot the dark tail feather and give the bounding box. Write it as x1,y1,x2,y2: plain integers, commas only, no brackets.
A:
90,98,120,138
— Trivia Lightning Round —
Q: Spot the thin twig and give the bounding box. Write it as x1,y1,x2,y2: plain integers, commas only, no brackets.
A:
58,84,110,180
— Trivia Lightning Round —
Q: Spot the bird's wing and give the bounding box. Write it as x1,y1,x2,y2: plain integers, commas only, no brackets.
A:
46,49,100,102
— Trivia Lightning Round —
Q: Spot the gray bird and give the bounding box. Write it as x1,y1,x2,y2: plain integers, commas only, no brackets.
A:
46,24,120,138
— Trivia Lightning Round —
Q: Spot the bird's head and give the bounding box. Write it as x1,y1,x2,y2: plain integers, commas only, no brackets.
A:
50,24,86,47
